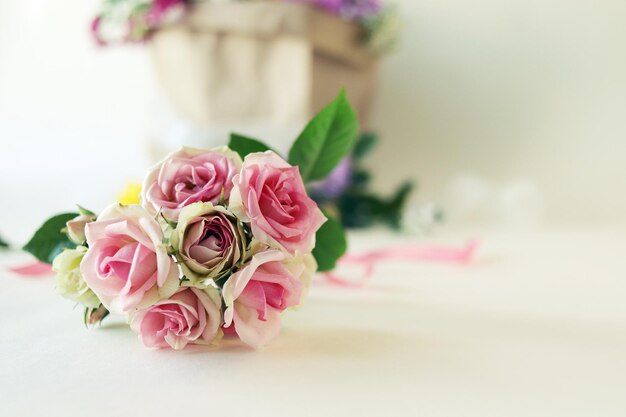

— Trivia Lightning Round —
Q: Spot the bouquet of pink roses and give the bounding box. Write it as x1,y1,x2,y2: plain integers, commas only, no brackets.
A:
24,92,356,350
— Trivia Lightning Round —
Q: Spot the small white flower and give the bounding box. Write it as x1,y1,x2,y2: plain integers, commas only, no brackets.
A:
53,246,101,308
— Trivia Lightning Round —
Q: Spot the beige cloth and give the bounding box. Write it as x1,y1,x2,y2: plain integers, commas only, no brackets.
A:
150,2,378,129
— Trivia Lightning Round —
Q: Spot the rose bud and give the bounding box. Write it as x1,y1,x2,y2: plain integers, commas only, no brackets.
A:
171,202,247,285
142,147,242,221
66,214,96,245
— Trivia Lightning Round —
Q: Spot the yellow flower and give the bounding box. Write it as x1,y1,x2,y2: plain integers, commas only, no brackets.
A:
118,182,142,205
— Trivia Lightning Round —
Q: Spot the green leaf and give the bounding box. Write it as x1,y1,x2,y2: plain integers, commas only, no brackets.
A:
0,234,9,249
23,213,79,264
337,192,386,228
312,215,347,272
390,182,414,210
288,90,359,183
351,169,372,190
335,182,413,230
352,132,378,160
386,182,414,229
229,133,276,159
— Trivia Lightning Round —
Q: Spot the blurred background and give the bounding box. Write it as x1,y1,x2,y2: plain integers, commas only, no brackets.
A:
1,0,626,244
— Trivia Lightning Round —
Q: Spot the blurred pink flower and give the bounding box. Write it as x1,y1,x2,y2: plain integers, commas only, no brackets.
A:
90,16,106,46
146,0,188,26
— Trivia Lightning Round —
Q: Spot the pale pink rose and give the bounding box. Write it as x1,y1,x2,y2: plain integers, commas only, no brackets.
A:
222,250,315,348
143,147,242,221
130,286,223,350
81,204,179,314
229,152,327,254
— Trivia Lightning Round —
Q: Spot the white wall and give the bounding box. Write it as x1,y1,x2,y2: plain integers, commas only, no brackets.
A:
370,0,626,227
0,0,156,242
1,0,625,243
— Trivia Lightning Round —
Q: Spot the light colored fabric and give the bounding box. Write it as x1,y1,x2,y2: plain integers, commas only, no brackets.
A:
1,228,625,416
150,2,377,127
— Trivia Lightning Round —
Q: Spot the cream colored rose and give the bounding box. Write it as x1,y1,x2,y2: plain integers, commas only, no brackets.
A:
171,202,247,285
52,246,100,308
282,253,317,309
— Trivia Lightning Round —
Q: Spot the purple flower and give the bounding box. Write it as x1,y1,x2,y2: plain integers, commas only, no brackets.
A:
309,157,352,199
340,0,382,20
293,0,383,21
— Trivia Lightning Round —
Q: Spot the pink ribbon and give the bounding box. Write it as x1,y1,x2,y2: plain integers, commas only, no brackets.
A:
8,261,54,277
5,242,478,285
324,240,479,288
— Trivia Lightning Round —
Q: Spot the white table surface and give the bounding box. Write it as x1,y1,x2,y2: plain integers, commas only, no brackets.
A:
1,227,626,417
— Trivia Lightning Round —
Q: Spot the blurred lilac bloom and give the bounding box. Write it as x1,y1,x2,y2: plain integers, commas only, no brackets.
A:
339,0,382,20
310,157,353,199
294,0,382,20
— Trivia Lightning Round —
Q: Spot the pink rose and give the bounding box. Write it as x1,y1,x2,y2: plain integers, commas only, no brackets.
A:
81,204,179,314
143,147,242,221
229,151,326,254
222,250,315,348
130,286,223,350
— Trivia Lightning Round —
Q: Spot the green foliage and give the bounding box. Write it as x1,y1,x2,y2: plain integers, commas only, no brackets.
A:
228,133,276,159
23,213,78,264
312,215,347,272
386,181,414,229
0,234,8,249
288,90,359,183
337,182,414,230
352,132,378,160
311,131,417,230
